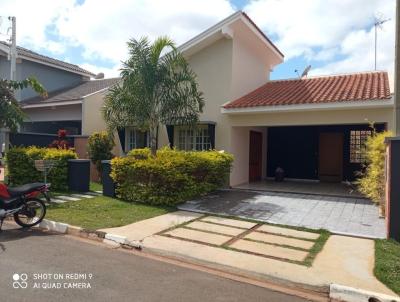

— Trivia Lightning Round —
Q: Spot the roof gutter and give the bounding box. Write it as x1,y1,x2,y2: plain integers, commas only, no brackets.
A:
221,99,394,114
22,100,83,109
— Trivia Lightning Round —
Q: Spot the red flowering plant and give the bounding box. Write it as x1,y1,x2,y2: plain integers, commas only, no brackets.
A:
49,129,70,149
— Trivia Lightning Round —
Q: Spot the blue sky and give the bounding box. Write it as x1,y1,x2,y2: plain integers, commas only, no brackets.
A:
0,0,396,85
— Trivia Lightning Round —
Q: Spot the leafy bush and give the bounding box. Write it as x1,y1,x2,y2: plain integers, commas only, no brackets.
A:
6,146,77,191
111,148,233,206
356,130,392,214
87,131,115,176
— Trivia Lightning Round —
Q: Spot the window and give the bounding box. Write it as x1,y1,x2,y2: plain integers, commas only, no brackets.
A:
178,126,211,151
127,128,149,151
349,130,371,163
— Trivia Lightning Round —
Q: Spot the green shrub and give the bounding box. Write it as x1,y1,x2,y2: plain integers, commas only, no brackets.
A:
356,130,392,213
6,146,77,191
111,148,233,206
87,131,115,177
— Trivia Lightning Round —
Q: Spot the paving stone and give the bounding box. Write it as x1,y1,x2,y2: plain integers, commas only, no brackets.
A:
165,228,231,245
71,194,95,199
230,239,308,262
200,216,256,229
186,221,244,236
56,195,80,201
257,225,319,240
245,232,314,250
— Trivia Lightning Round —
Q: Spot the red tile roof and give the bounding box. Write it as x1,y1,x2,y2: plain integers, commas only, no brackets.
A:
224,71,391,109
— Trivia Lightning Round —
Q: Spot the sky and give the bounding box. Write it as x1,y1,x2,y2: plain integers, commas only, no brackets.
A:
0,0,396,87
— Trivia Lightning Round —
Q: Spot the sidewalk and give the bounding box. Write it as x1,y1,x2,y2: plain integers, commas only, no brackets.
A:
100,211,397,296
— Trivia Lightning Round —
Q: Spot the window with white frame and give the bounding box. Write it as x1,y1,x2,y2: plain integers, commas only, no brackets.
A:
127,128,149,151
178,126,211,151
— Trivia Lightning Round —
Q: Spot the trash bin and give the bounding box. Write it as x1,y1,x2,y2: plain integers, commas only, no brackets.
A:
101,160,115,197
68,159,90,192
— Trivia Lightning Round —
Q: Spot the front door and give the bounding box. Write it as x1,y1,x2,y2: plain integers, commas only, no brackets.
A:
318,132,343,182
249,131,262,182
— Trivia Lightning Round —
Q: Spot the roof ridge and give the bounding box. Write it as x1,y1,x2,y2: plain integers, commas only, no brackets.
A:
267,70,388,83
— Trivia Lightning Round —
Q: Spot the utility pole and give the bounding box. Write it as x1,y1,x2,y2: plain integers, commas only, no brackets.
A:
8,16,16,81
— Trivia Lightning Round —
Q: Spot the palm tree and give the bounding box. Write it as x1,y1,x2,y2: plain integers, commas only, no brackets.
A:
103,36,204,155
0,77,47,131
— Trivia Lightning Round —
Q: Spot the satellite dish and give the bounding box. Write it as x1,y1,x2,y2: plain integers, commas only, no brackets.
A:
301,65,311,78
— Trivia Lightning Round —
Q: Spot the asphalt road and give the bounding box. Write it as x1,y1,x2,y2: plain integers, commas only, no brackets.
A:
0,223,308,302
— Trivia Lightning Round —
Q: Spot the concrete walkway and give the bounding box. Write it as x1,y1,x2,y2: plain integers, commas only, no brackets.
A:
178,190,385,238
100,211,396,296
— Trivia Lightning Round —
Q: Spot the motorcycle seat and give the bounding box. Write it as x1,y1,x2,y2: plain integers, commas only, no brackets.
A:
7,183,46,197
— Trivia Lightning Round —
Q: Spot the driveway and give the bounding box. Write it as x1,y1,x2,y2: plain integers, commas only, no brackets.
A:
178,189,385,238
0,223,306,302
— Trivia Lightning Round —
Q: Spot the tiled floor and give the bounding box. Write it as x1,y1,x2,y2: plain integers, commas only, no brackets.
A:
235,180,363,198
159,215,321,264
178,189,386,238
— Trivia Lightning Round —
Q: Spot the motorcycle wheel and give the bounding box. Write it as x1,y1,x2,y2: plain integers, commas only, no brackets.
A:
14,198,46,228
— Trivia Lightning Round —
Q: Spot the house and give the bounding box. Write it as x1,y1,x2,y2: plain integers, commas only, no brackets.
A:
0,41,121,153
7,11,393,187
118,11,393,187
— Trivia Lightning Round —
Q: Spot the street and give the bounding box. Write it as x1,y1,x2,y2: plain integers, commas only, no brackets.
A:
0,223,308,302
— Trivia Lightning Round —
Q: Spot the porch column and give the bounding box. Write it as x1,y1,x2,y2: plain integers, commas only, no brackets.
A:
385,137,400,241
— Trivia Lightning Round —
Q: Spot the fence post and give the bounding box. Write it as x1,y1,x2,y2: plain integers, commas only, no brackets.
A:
385,137,400,241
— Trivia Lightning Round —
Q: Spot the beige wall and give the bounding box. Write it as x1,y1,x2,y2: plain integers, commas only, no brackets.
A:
24,104,82,122
81,91,123,156
226,107,394,129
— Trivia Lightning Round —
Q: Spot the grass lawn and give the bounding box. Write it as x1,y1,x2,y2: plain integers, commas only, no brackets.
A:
375,239,400,295
46,195,174,230
90,181,103,192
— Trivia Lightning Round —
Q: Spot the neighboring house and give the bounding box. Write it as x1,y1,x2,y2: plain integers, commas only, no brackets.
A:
0,41,120,152
118,11,393,187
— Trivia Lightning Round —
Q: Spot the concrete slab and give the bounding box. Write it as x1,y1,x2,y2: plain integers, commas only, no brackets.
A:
142,234,396,296
56,195,80,201
257,225,320,240
99,211,203,242
186,221,244,236
230,239,308,262
165,228,231,245
245,232,314,250
70,194,95,199
200,216,256,229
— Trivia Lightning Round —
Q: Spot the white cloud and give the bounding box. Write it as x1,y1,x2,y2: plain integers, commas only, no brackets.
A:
79,62,120,78
245,0,395,87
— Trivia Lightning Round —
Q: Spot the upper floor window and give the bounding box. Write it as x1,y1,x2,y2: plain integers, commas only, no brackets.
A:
178,126,211,151
127,128,149,151
349,130,371,163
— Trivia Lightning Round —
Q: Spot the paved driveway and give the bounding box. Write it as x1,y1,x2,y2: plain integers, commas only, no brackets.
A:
178,190,385,238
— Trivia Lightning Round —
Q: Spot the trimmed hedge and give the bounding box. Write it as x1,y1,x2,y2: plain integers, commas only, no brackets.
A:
6,147,77,191
111,148,233,206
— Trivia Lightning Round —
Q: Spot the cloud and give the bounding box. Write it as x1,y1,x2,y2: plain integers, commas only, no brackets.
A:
79,62,120,78
245,0,395,88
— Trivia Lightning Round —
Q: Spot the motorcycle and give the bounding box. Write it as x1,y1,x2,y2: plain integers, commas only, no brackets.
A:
0,182,50,230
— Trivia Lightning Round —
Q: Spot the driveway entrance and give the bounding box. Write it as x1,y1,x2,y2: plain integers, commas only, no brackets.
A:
178,190,385,238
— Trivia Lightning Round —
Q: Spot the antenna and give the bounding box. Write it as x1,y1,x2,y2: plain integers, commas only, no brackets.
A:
374,14,390,70
301,65,311,78
294,69,300,78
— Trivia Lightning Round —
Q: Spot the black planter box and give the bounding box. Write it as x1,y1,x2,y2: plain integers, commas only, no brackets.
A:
68,159,90,192
101,160,115,197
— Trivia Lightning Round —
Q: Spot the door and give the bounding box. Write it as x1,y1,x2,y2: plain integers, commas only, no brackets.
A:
249,131,262,182
318,133,343,182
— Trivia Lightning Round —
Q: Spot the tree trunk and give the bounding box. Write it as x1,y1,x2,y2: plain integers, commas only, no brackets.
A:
149,126,157,156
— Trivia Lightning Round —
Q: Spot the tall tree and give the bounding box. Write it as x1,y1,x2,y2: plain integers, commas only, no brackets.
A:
103,36,204,155
0,77,47,131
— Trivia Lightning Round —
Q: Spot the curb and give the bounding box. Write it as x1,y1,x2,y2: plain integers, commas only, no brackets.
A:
330,284,400,302
35,219,142,250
